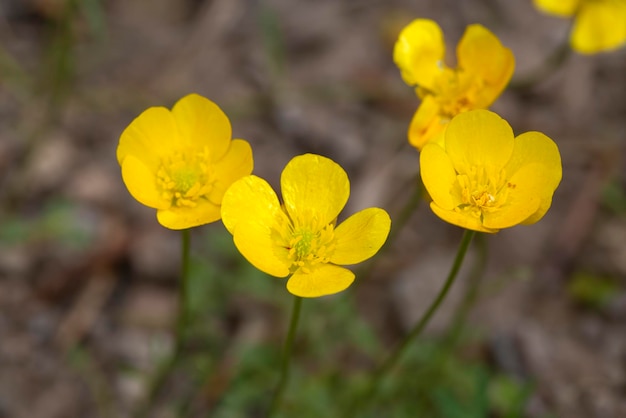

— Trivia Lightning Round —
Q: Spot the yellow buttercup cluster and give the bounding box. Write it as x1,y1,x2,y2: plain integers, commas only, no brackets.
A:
533,0,626,54
221,154,391,298
420,109,562,233
110,10,581,415
117,94,253,229
117,96,391,298
394,19,515,150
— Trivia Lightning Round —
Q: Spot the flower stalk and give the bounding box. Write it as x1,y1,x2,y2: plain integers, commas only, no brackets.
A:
133,229,192,418
347,229,475,416
268,296,303,416
176,228,191,351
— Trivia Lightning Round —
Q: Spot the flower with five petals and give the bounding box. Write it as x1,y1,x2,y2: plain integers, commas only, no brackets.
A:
420,109,562,233
221,154,391,298
117,94,253,229
394,19,515,150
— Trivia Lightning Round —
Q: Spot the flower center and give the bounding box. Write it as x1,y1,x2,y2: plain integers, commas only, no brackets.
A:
454,166,514,221
283,222,336,274
156,147,215,208
421,69,482,119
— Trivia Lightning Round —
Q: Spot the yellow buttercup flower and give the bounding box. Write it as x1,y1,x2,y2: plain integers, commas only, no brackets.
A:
533,0,626,54
420,109,562,233
117,94,253,229
394,19,515,150
221,154,391,298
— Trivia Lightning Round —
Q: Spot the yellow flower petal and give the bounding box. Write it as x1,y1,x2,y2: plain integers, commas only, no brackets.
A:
571,0,626,54
117,106,179,170
482,164,543,230
393,19,446,89
330,208,391,265
504,131,562,225
281,154,349,229
286,265,355,297
208,139,254,206
233,219,290,277
429,202,498,233
445,110,514,175
221,175,290,277
533,0,579,17
121,154,170,209
408,95,447,150
456,24,515,105
420,142,458,211
156,200,221,230
171,93,232,161
221,175,282,235
522,196,555,225
504,132,562,188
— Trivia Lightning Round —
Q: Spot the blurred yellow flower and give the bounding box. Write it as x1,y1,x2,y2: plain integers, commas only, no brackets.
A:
117,94,253,230
420,110,562,233
221,154,391,298
394,19,515,150
533,0,626,54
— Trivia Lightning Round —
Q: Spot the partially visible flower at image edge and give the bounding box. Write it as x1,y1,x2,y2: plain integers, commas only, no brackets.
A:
533,0,626,54
420,109,562,233
220,154,391,298
394,19,515,150
117,93,253,229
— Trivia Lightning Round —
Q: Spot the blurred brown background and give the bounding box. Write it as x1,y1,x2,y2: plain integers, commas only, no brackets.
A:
1,0,625,417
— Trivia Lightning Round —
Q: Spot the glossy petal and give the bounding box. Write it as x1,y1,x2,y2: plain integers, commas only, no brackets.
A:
221,175,282,235
394,19,446,90
533,0,579,16
330,208,391,265
429,203,498,233
408,95,446,150
456,24,515,103
571,0,626,53
171,94,232,161
504,132,562,188
281,154,349,229
505,132,562,225
445,110,514,175
221,175,290,277
482,164,542,229
157,200,221,230
209,139,254,205
420,142,458,211
117,107,179,170
121,154,170,210
286,264,355,297
233,219,290,277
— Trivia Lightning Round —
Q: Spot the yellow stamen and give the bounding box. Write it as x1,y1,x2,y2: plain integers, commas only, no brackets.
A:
156,147,216,208
455,166,512,219
276,215,337,274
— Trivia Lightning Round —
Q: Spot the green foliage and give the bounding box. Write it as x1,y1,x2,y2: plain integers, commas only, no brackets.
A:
175,227,542,417
568,271,621,310
601,179,626,215
0,199,93,249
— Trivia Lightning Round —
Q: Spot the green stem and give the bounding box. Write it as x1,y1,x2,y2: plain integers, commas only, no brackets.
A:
424,233,488,387
268,296,303,417
176,228,191,352
446,232,487,346
133,229,191,418
347,229,476,416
